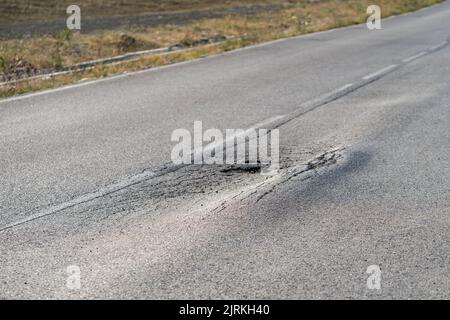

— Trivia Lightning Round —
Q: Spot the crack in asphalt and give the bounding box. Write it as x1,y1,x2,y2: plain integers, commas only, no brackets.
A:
255,147,344,202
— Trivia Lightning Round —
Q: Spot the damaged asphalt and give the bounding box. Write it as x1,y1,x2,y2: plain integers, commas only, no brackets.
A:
1,2,450,299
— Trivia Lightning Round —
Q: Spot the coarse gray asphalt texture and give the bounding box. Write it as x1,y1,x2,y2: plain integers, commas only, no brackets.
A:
0,2,449,299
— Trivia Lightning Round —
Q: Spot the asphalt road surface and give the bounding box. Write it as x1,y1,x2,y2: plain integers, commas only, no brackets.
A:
0,2,449,299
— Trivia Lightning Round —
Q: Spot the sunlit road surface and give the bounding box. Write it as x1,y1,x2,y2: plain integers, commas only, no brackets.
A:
0,2,449,299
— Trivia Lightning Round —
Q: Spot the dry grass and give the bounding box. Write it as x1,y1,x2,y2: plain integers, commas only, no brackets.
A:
0,0,443,98
0,0,282,23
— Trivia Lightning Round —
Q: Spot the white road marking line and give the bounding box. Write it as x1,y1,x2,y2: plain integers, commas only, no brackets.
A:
194,115,285,163
0,114,285,232
337,83,354,92
0,169,169,232
402,51,428,63
362,64,398,80
241,115,286,130
429,41,448,51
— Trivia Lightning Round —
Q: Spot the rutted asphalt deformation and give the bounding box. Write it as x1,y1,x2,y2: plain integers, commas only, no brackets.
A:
92,147,344,217
1,2,450,299
1,34,447,231
0,145,345,233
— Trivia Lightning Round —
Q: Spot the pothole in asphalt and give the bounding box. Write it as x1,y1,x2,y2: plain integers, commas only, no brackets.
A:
219,163,262,174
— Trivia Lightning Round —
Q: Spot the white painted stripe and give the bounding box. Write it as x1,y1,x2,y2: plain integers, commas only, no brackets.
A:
336,83,354,92
193,115,285,163
0,59,199,105
429,41,448,51
402,51,427,63
0,114,285,232
362,64,398,80
0,170,162,232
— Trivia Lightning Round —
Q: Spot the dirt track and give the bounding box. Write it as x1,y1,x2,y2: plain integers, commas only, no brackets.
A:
0,4,285,39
